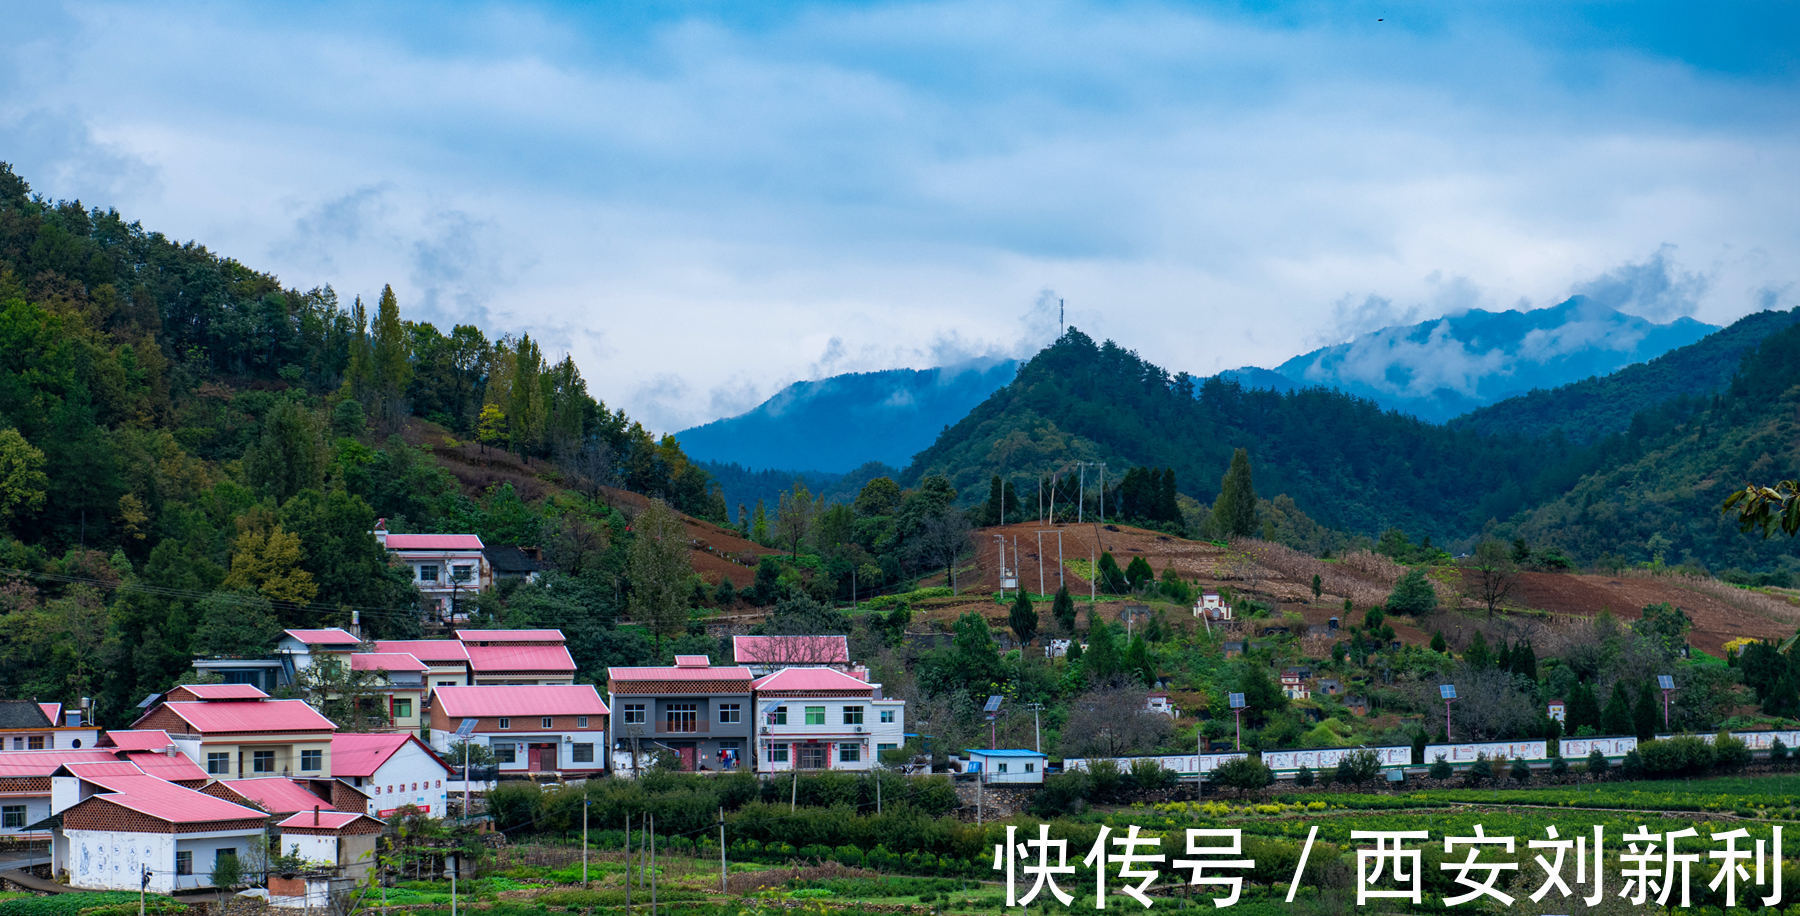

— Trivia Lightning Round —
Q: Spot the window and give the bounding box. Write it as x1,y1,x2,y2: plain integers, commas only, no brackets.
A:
26,736,44,750
572,743,594,763
494,744,516,764
207,753,230,775
877,743,898,754
843,706,863,725
175,851,192,876
498,717,511,730
577,716,588,729
804,706,825,726
839,744,861,763
9,738,19,750
1025,763,1036,773
997,762,1009,773
216,849,238,872
767,744,789,763
718,703,741,724
665,703,698,733
452,564,474,583
879,710,895,724
393,699,412,720
768,706,787,725
418,564,440,583
542,717,554,729
622,704,646,725
300,750,322,772
1,806,24,828
252,750,275,773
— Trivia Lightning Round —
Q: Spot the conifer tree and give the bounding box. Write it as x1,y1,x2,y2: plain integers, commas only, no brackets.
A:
1600,685,1634,736
751,501,770,546
1052,585,1078,632
1211,448,1258,537
1008,589,1039,647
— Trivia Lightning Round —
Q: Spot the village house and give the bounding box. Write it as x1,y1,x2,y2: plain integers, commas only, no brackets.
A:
0,749,121,839
751,666,905,773
731,635,852,677
373,521,490,622
203,776,338,815
274,808,384,881
372,640,472,694
429,685,608,778
1144,693,1178,717
457,630,577,685
1280,668,1312,701
0,699,101,751
1547,699,1567,723
606,656,752,773
330,732,452,818
347,653,428,731
49,762,269,893
129,686,337,780
1194,593,1233,620
963,749,1047,785
1345,695,1370,717
1317,678,1344,697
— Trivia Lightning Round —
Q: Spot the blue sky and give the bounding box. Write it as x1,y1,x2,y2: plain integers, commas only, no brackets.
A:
5,1,1798,431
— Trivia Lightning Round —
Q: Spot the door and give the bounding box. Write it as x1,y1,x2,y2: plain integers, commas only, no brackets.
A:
677,744,697,771
529,743,558,772
798,743,827,770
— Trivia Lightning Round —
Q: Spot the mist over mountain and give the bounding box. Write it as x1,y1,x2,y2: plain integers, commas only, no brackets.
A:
676,358,1018,473
1222,298,1716,421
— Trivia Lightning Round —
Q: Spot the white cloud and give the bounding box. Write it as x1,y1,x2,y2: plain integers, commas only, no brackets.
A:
5,1,1798,431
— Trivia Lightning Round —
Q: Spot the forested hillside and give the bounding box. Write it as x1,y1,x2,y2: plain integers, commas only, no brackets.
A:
903,329,1589,543
0,163,723,722
1450,307,1800,443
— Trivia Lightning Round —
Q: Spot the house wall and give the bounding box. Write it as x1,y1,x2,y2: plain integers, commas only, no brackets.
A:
969,755,1045,784
280,832,337,865
429,729,605,776
363,742,451,817
0,793,52,837
180,738,334,780
751,696,904,773
62,829,262,893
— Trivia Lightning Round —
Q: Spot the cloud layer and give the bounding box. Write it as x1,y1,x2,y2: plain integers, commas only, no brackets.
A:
3,1,1797,431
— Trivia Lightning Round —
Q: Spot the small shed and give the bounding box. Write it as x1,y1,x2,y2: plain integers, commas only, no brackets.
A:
275,808,384,880
963,749,1046,785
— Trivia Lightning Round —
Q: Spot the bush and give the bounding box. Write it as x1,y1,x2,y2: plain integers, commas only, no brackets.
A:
0,895,181,916
1713,732,1751,772
833,845,865,868
1212,756,1273,792
1332,750,1382,785
1428,755,1452,780
1550,755,1569,778
1465,755,1493,785
1586,749,1609,778
1639,736,1714,777
1295,765,1315,787
1620,749,1645,779
1509,758,1532,783
1127,758,1177,792
1086,759,1124,802
1032,770,1092,817
1772,737,1790,765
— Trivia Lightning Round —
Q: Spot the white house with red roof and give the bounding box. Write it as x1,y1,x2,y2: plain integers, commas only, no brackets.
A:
428,685,607,777
49,761,270,893
207,776,336,815
731,635,852,677
374,521,490,622
330,732,451,817
751,667,905,773
606,657,754,773
0,749,121,838
130,687,337,780
275,808,383,880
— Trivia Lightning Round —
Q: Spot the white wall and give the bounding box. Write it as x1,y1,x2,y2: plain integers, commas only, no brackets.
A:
365,741,451,817
281,832,338,865
64,828,172,892
0,795,52,837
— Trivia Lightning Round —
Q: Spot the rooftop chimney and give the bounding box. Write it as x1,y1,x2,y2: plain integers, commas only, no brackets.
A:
313,805,320,826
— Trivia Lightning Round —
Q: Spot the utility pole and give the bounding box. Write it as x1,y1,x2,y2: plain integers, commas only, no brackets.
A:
1029,703,1043,753
1048,472,1056,524
1036,531,1045,595
1097,463,1106,525
1057,531,1064,589
995,534,1007,596
1076,462,1086,524
582,795,589,886
650,813,657,916
718,807,727,894
876,770,883,814
624,815,632,916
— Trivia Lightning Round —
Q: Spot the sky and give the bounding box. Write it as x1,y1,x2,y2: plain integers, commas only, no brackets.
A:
5,1,1799,433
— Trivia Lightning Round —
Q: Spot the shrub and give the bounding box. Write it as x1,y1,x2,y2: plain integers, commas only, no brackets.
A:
1428,755,1452,780
1550,755,1569,778
1212,756,1273,792
1509,758,1532,783
1086,759,1124,802
1333,750,1382,785
1295,765,1315,787
1772,737,1790,766
1713,732,1751,772
1586,749,1609,778
1620,749,1645,779
1639,736,1714,777
1032,770,1092,817
1465,755,1493,785
1128,758,1177,792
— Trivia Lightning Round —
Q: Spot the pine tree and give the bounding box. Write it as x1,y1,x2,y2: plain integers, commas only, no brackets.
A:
751,501,770,546
1097,551,1127,594
1085,617,1120,681
1600,685,1634,736
1124,555,1154,591
627,498,694,644
1311,574,1322,601
370,284,412,405
1567,682,1600,732
1632,680,1659,740
985,475,1005,526
1465,631,1493,669
1430,630,1448,653
1052,585,1077,632
1211,448,1258,537
1008,589,1039,647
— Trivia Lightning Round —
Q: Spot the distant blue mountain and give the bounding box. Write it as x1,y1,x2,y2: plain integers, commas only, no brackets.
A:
1222,297,1715,421
676,358,1019,473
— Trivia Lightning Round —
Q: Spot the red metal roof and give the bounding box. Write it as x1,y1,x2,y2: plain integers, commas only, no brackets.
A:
161,699,336,734
172,684,270,700
465,644,576,673
350,652,428,673
0,749,121,777
455,628,565,643
60,761,148,782
330,733,449,778
732,635,850,665
385,534,485,551
673,654,711,667
102,730,178,751
85,776,268,825
372,640,470,663
223,777,333,813
432,685,609,718
751,667,876,695
283,628,363,646
277,810,372,830
119,750,209,783
608,664,753,683
38,703,61,723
